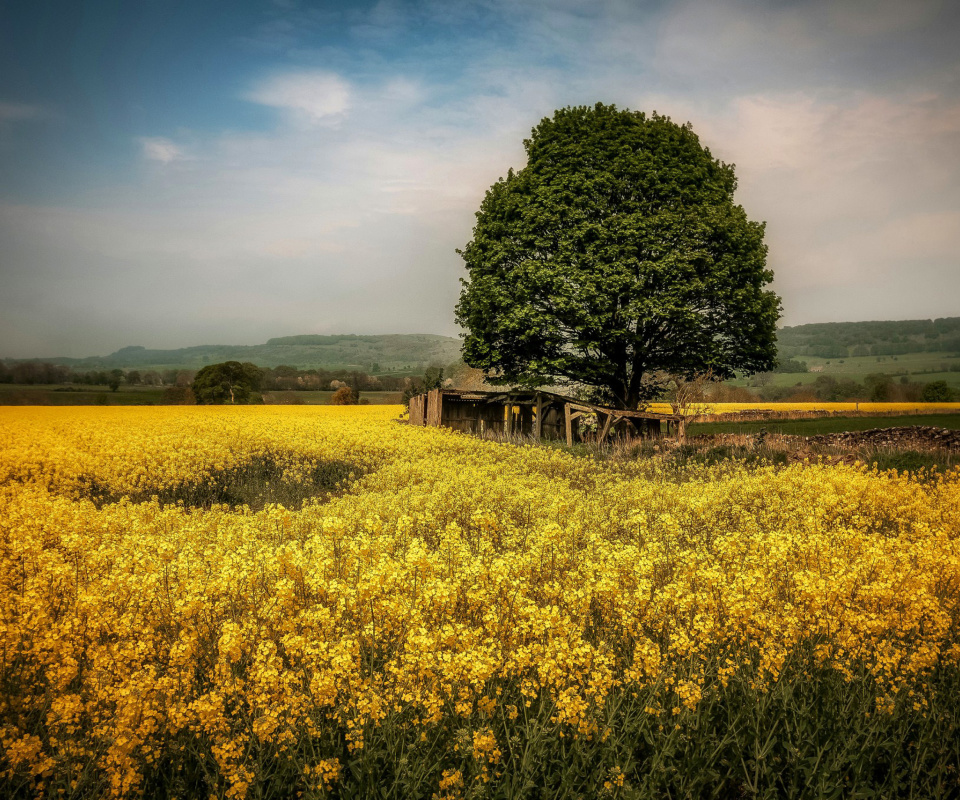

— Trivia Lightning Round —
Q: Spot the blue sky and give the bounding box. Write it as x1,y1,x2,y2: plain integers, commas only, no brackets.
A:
2,0,959,357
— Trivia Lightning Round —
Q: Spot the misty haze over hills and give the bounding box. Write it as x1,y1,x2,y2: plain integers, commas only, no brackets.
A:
1,334,463,374
3,319,959,374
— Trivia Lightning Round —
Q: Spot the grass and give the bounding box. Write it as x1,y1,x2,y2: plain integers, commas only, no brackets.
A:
690,413,960,436
728,350,960,390
0,384,165,405
517,415,960,475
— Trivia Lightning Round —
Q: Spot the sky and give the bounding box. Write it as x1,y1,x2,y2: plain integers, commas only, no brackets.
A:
1,0,959,358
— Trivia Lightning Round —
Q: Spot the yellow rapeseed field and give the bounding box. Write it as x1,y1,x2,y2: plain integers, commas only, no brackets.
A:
2,406,960,798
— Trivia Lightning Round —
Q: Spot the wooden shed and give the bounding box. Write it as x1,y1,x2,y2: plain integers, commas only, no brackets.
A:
408,388,685,445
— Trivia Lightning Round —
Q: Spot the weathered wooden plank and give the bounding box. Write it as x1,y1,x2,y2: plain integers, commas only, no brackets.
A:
409,394,424,426
598,411,614,442
411,388,684,441
426,388,443,427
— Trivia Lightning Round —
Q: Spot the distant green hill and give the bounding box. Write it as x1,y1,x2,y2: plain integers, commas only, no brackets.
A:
20,334,462,373
777,318,960,359
10,319,960,375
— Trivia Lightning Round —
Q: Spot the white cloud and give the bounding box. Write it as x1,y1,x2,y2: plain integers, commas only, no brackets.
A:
138,137,185,163
5,0,960,355
246,71,351,124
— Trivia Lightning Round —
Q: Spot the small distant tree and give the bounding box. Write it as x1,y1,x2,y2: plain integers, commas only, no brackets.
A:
192,361,263,404
864,373,893,402
422,365,444,390
666,371,715,443
108,369,124,392
330,386,359,405
773,358,809,374
402,366,445,408
922,380,954,402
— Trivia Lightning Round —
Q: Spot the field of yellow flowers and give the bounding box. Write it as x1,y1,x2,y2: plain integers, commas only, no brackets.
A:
2,406,960,799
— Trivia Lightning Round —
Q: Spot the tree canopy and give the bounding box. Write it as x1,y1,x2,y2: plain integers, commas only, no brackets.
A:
192,361,263,405
922,380,955,402
456,103,781,409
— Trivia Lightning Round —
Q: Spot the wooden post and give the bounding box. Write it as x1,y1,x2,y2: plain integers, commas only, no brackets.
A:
411,394,425,425
484,403,501,435
519,404,533,437
598,411,614,443
426,388,443,427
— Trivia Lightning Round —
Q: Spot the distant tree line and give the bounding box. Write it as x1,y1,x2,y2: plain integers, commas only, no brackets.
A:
746,374,956,403
0,361,198,389
0,360,416,397
777,317,960,359
5,357,955,406
258,365,409,393
771,358,809,374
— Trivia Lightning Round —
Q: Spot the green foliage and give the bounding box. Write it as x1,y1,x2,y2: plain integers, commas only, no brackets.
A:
422,365,444,390
457,103,781,409
777,317,960,359
865,372,894,402
191,361,263,405
402,366,445,408
771,358,808,373
923,380,955,402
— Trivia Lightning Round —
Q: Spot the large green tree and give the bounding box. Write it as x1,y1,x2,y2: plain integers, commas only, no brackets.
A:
192,361,263,405
456,103,781,409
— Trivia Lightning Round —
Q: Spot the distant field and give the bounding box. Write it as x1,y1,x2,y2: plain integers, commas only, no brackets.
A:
727,351,960,389
261,390,403,405
0,384,164,405
0,384,403,405
690,414,960,436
